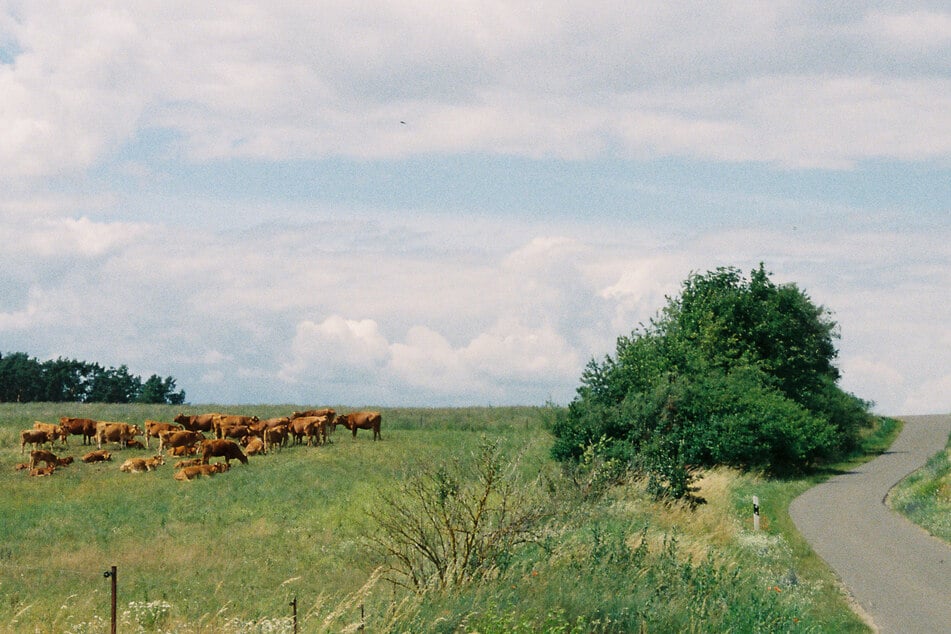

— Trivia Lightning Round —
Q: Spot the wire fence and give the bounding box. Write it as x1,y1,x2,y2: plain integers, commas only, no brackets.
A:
0,563,370,633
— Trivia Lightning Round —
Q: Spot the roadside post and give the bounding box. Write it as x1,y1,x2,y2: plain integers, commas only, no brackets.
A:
753,495,760,531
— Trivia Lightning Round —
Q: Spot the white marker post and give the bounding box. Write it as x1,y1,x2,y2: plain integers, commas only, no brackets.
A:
752,495,760,531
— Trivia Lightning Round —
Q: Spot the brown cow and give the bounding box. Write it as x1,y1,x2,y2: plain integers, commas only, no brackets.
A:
262,424,289,452
200,439,248,465
30,465,55,477
212,414,259,439
29,449,59,469
54,456,74,467
241,436,265,456
82,449,112,463
173,412,219,433
158,430,204,454
335,411,382,441
173,458,203,469
288,416,329,446
170,443,198,457
32,421,68,447
59,417,99,445
119,455,165,473
95,422,143,449
20,429,54,453
291,408,336,423
174,462,230,480
144,420,183,448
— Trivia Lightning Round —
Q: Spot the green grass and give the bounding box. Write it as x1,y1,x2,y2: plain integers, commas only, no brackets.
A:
0,403,893,632
888,422,951,543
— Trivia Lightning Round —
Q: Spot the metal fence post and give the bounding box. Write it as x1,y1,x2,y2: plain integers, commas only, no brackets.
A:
103,565,117,634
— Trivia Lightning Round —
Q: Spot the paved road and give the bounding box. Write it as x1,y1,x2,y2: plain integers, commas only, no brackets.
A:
789,414,951,633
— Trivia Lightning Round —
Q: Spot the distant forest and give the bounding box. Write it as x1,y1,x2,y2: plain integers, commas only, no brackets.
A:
0,352,185,404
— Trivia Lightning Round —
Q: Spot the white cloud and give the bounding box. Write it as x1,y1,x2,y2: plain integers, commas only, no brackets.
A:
281,316,390,383
2,2,950,179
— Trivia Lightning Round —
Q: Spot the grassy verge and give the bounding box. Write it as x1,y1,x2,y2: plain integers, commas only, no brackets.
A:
887,423,951,543
0,404,898,632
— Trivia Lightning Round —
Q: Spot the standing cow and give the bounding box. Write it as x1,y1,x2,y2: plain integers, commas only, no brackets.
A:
334,411,382,441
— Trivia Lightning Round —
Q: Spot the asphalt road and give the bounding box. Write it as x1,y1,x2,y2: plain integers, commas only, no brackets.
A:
789,414,951,633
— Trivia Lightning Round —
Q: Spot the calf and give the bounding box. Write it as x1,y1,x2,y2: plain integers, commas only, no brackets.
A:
82,449,112,463
30,465,55,477
119,455,165,473
20,429,54,453
174,458,204,469
29,449,59,470
174,462,230,481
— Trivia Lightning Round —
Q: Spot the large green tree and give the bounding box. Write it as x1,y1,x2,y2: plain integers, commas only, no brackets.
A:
551,264,872,498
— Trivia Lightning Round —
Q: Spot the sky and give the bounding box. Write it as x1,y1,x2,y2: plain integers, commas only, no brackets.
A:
1,2,949,415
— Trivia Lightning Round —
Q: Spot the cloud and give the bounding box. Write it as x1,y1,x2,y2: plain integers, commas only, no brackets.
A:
281,316,391,383
2,2,950,180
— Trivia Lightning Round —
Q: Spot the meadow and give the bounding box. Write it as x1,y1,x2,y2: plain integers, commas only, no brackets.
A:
0,403,887,633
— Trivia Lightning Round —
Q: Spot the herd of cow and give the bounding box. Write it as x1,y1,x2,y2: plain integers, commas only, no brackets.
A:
13,408,383,480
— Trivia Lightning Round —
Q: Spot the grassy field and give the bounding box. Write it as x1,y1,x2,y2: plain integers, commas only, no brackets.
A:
887,425,951,543
0,403,892,632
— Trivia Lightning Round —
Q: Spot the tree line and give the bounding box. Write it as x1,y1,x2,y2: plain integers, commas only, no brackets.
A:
550,264,873,499
0,352,186,404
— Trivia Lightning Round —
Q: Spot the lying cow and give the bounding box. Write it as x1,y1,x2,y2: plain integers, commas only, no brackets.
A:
335,411,382,441
200,439,248,465
241,436,265,456
82,449,112,463
174,462,230,481
30,465,55,477
173,458,204,469
119,455,165,473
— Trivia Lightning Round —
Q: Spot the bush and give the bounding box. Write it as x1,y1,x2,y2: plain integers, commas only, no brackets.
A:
552,265,873,498
366,437,550,590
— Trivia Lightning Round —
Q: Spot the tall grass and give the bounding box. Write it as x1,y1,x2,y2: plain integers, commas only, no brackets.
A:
0,403,880,632
888,426,951,543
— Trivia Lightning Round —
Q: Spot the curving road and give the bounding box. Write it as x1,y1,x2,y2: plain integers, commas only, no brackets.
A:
790,414,951,633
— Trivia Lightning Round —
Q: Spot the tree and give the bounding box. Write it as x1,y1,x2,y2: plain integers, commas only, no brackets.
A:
85,364,142,403
137,374,186,405
551,264,872,499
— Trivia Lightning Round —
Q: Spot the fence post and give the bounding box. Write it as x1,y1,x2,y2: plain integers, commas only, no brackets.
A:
103,565,117,634
290,597,298,634
752,495,760,531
